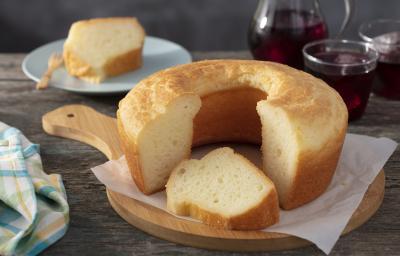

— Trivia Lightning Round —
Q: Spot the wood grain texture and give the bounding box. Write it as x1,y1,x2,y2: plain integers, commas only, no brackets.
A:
0,52,398,255
0,54,27,80
41,104,384,251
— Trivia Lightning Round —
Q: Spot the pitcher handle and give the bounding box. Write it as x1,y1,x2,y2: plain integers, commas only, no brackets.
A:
337,0,355,37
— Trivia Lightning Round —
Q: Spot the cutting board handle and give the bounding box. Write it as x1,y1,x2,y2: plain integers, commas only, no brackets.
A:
42,104,122,160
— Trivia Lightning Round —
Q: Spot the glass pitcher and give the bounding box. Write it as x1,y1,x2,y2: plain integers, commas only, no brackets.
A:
248,0,354,69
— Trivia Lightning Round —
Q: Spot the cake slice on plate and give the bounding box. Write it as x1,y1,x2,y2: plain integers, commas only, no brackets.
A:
63,17,145,83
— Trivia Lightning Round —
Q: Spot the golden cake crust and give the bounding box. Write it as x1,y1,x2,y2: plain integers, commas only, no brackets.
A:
117,60,348,209
169,183,280,230
63,17,145,83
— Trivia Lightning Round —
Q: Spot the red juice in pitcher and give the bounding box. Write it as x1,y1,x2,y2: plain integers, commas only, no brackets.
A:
248,9,328,69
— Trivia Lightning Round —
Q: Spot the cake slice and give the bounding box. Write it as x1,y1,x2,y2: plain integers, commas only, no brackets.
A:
63,17,145,83
166,147,279,230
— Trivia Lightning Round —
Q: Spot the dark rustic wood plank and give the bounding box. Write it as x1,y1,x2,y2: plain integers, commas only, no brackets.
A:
0,52,398,256
0,54,27,80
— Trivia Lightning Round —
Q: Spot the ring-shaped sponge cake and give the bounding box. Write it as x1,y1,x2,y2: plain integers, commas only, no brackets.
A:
117,60,348,210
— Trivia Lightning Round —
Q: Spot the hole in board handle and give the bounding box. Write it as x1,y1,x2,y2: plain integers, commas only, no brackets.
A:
67,113,75,118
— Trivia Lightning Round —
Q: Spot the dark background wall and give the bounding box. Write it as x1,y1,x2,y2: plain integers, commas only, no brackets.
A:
1,0,399,52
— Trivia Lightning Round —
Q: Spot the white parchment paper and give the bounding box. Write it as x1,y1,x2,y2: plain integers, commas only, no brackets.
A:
91,134,397,254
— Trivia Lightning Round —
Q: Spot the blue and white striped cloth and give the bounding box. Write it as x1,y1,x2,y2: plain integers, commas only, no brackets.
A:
0,122,69,256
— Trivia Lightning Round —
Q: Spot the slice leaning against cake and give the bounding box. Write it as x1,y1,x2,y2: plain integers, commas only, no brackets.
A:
166,147,280,230
63,17,145,83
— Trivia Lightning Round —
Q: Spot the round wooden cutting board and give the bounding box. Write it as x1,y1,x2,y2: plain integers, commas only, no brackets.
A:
42,105,385,252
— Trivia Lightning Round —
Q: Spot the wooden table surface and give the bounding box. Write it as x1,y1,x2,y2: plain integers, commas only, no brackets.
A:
0,52,399,255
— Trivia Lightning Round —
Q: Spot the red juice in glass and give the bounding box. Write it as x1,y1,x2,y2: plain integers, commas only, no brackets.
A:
303,40,379,122
248,9,328,69
359,20,400,100
373,32,400,99
375,62,400,99
306,52,375,121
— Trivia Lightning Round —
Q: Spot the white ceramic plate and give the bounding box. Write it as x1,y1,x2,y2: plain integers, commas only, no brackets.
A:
22,36,192,95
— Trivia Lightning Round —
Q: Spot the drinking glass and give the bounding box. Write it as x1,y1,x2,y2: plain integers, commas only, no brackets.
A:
303,39,379,121
359,19,400,100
